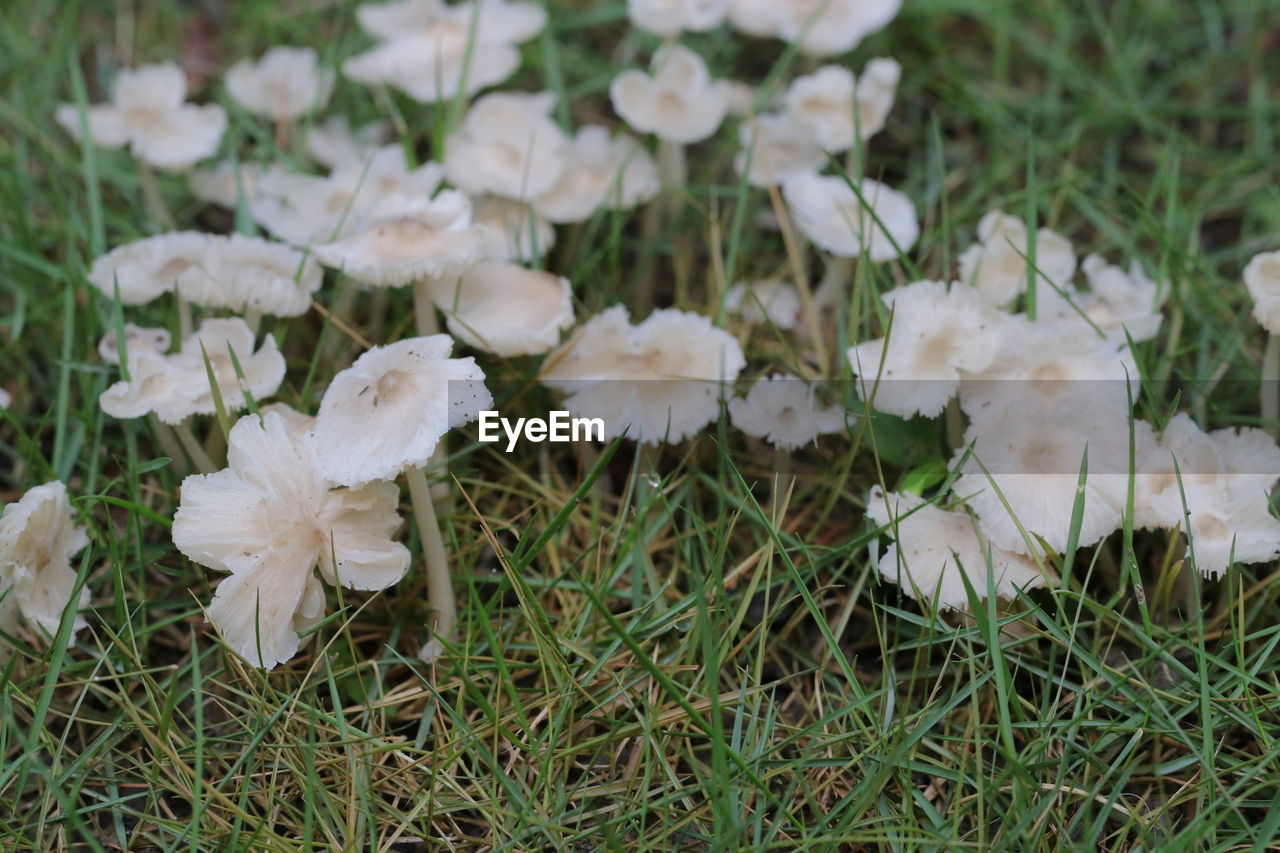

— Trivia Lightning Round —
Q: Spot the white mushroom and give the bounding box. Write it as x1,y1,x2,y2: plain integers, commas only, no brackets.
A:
188,160,269,209
88,231,220,306
304,116,390,170
1039,254,1164,343
734,112,825,188
783,59,901,152
849,280,1006,419
867,486,1048,610
226,47,335,121
773,0,902,57
98,323,172,366
474,197,557,262
442,92,570,202
725,279,801,329
56,62,227,172
627,0,730,36
957,210,1076,309
177,234,323,318
727,374,847,451
1244,251,1280,433
782,173,919,263
172,412,411,669
0,482,91,645
540,306,746,445
609,45,731,145
533,126,660,223
430,262,574,356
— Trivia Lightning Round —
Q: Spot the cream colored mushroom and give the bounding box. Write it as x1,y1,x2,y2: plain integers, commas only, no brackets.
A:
783,59,901,152
533,126,660,223
442,92,570,201
0,482,91,646
727,374,847,451
226,47,335,121
609,45,731,145
783,173,919,263
430,262,574,356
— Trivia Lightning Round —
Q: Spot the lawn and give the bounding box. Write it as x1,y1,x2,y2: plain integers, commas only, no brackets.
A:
2,0,1280,850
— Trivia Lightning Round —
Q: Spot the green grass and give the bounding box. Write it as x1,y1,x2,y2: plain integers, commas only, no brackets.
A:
3,0,1280,850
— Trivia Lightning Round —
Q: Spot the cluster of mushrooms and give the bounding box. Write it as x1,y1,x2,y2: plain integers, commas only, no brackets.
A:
4,0,1279,669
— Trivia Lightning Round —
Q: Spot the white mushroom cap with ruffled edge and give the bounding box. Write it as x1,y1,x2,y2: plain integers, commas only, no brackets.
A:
773,0,902,57
1037,254,1165,343
783,59,901,152
226,47,335,121
867,486,1049,610
849,280,1006,419
957,210,1077,309
533,126,660,223
609,45,732,145
303,117,390,170
176,234,323,317
88,231,221,306
734,112,826,189
56,62,227,172
540,306,746,445
0,482,91,645
356,0,546,42
627,0,730,37
98,323,171,366
311,191,487,287
442,92,570,201
430,262,574,357
99,318,286,425
782,173,919,263
188,160,271,210
474,197,557,262
728,374,848,451
725,279,801,330
309,336,493,488
1244,251,1280,334
172,411,411,669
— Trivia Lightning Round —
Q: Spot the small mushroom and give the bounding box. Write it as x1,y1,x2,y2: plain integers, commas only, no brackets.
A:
226,47,335,122
627,0,730,37
782,59,901,153
533,126,660,224
734,112,825,188
177,233,323,319
1245,251,1280,434
430,262,574,356
609,45,731,146
727,374,847,451
474,197,557,262
724,279,801,330
442,92,570,202
88,231,220,306
957,210,1077,310
97,323,172,366
782,172,919,263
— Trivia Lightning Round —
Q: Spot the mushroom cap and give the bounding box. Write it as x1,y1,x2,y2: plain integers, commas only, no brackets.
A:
188,160,270,209
430,261,574,356
1244,251,1280,333
957,210,1077,309
304,116,390,170
725,279,801,329
0,481,91,641
1039,254,1164,343
783,59,900,152
867,486,1048,610
474,197,557,261
88,231,221,305
774,0,902,57
442,92,570,201
540,306,746,445
311,191,486,287
310,335,492,487
98,323,172,366
609,45,731,144
627,0,730,36
782,173,919,262
357,0,546,44
177,233,323,317
533,125,660,223
173,411,411,668
226,47,335,120
849,280,1006,419
343,27,521,103
727,0,787,37
57,62,227,172
734,112,825,188
727,374,847,450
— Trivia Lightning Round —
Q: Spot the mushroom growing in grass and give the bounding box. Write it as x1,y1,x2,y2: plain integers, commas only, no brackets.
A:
728,373,847,451
727,0,902,57
311,191,488,337
88,231,221,308
0,482,91,651
442,92,570,203
176,233,324,325
1244,252,1280,434
849,280,1006,420
429,262,574,356
226,47,335,140
733,112,825,189
97,323,172,365
540,306,746,445
957,210,1077,310
533,126,660,224
627,0,730,36
308,336,492,661
172,412,412,669
725,279,801,330
867,486,1048,611
1037,254,1166,343
783,59,901,153
474,197,557,262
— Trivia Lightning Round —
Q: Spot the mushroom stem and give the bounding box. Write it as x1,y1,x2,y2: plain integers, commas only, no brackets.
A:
173,419,218,474
137,161,175,230
412,279,440,337
177,295,193,341
657,139,687,197
406,464,456,659
147,414,189,470
1263,332,1280,436
812,256,853,313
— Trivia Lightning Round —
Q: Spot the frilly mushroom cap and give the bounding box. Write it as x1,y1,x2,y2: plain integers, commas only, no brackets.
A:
226,47,335,120
540,306,746,445
734,112,825,188
1070,254,1164,342
867,486,1048,610
56,62,227,172
727,0,786,37
442,92,570,200
98,323,172,366
725,279,801,329
99,318,286,425
474,197,557,262
88,231,221,305
304,116,390,170
533,126,660,223
957,210,1077,309
627,0,730,37
176,234,323,317
188,160,270,209
775,0,903,57
783,59,900,152
173,411,411,669
727,374,847,451
310,336,493,487
357,0,546,44
848,280,1006,419
782,173,919,262
430,262,574,356
311,190,486,287
952,404,1132,555
0,481,91,642
609,45,732,144
343,27,520,104
1244,251,1280,334
258,402,318,439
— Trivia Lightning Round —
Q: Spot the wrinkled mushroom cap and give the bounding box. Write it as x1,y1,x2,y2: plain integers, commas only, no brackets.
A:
430,262,574,356
177,233,323,317
88,231,220,305
783,173,919,262
442,92,570,200
775,0,902,57
98,323,172,365
783,59,900,152
0,481,91,642
727,374,847,450
533,125,660,223
957,210,1077,309
725,279,801,329
226,47,335,120
627,0,730,36
734,112,825,188
609,45,731,144
1244,251,1280,334
474,197,557,262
